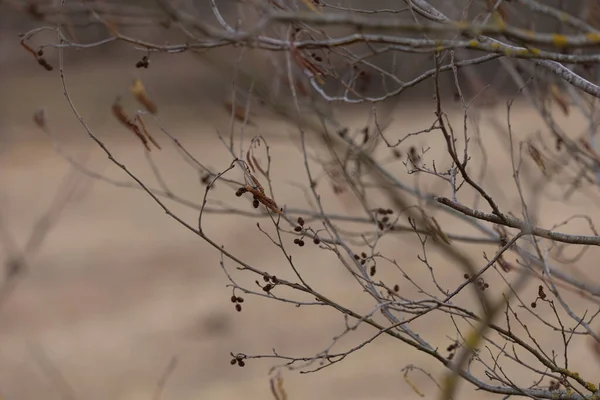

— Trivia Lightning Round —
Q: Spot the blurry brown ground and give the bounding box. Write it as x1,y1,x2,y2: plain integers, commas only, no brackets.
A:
3,8,600,400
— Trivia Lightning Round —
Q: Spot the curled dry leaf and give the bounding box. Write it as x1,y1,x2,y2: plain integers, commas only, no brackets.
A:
527,141,547,176
111,99,151,151
130,78,157,114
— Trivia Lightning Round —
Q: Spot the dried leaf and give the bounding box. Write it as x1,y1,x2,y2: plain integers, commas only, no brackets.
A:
550,84,569,116
112,100,151,151
224,100,255,126
136,115,161,150
130,78,157,114
270,373,287,400
527,141,547,175
300,0,321,13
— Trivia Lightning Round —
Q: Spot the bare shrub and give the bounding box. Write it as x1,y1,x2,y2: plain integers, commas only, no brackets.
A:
9,0,600,398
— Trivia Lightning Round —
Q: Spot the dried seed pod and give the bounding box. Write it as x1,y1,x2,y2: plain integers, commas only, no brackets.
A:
538,285,546,299
230,295,237,303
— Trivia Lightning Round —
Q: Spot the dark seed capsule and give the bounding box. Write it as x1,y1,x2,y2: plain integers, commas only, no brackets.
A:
236,297,244,303
463,274,470,279
271,276,278,283
294,238,300,244
231,295,237,303
252,199,259,208
393,284,399,292
382,216,389,223
263,284,273,292
294,226,302,232
298,240,305,247
263,275,270,282
370,266,376,276
531,302,536,308
230,359,237,365
238,360,245,367
235,304,242,312
353,254,360,260
313,238,320,245
297,217,305,226
361,252,367,258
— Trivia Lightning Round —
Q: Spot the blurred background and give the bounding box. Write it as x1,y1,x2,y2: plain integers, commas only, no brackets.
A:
2,1,600,400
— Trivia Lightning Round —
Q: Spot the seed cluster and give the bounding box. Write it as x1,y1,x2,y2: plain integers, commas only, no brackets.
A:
353,251,376,276
230,294,244,312
463,274,490,291
375,208,394,231
136,55,150,69
446,340,460,360
229,353,246,367
531,285,547,308
257,274,279,293
292,217,321,246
